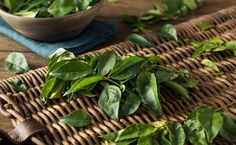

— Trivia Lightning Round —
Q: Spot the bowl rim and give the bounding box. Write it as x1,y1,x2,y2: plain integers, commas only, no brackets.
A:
0,0,104,20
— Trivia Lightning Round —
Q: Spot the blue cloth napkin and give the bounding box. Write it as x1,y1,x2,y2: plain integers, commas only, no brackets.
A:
0,18,117,57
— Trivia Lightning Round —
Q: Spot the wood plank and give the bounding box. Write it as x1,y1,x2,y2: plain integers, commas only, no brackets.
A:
0,0,236,135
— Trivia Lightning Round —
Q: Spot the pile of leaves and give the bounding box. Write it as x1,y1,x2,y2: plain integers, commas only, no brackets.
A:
41,48,197,121
102,105,236,145
124,0,203,32
1,0,100,17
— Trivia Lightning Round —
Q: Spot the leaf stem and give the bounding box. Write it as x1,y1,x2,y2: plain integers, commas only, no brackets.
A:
105,77,122,87
215,100,236,112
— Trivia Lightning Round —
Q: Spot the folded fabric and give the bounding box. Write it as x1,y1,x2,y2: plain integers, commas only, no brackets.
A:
0,18,117,58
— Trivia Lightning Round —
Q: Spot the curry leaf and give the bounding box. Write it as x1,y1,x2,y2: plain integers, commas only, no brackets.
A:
60,109,92,127
197,22,215,31
154,130,172,145
4,52,30,74
3,0,21,12
48,0,77,17
102,123,157,142
9,78,28,92
192,43,215,58
197,110,223,143
162,81,190,100
146,54,164,64
120,90,141,116
166,122,186,145
187,105,215,120
137,135,152,145
201,59,220,72
183,0,197,11
98,85,121,120
64,75,103,96
49,60,91,80
156,24,178,41
111,56,145,81
127,33,155,47
98,51,117,76
137,72,163,117
49,80,65,99
156,69,178,83
40,77,59,102
219,113,236,142
183,120,208,145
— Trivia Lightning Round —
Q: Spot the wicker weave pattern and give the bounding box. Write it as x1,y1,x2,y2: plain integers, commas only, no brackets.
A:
0,6,236,145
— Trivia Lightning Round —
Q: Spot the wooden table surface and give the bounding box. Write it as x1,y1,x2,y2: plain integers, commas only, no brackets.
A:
0,0,236,133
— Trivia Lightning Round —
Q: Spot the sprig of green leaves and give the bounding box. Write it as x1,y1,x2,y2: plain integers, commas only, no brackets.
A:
127,24,178,48
102,105,236,145
123,0,203,32
189,38,236,72
41,48,196,120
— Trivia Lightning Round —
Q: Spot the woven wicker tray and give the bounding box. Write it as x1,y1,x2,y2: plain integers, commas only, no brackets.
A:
0,6,236,145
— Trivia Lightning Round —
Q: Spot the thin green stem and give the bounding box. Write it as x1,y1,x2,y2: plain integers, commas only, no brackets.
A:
105,77,122,87
215,100,236,112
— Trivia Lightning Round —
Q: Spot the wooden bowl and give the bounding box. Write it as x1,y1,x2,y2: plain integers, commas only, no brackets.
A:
0,0,104,42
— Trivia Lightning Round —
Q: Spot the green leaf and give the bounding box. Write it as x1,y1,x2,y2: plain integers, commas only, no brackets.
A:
192,43,215,58
219,113,236,142
47,59,70,75
146,54,164,64
4,52,30,74
187,105,215,120
156,69,178,83
98,51,117,76
224,41,236,55
156,24,178,41
3,0,21,11
162,81,190,100
49,48,75,62
111,56,145,81
9,78,28,92
154,130,172,145
14,10,39,17
49,60,91,80
48,0,77,17
183,120,208,145
98,85,121,120
183,0,197,10
137,72,163,117
49,80,65,99
162,0,181,13
77,0,92,10
116,139,137,145
120,90,141,116
137,135,152,145
90,56,100,71
40,77,59,102
206,38,224,45
201,59,220,72
127,33,155,47
197,110,223,143
197,22,215,31
166,122,186,145
182,79,199,89
64,75,103,95
102,123,157,142
60,109,92,127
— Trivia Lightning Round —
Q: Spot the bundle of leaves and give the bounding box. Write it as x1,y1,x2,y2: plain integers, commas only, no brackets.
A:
41,48,198,120
124,0,204,32
102,105,236,145
1,0,100,17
